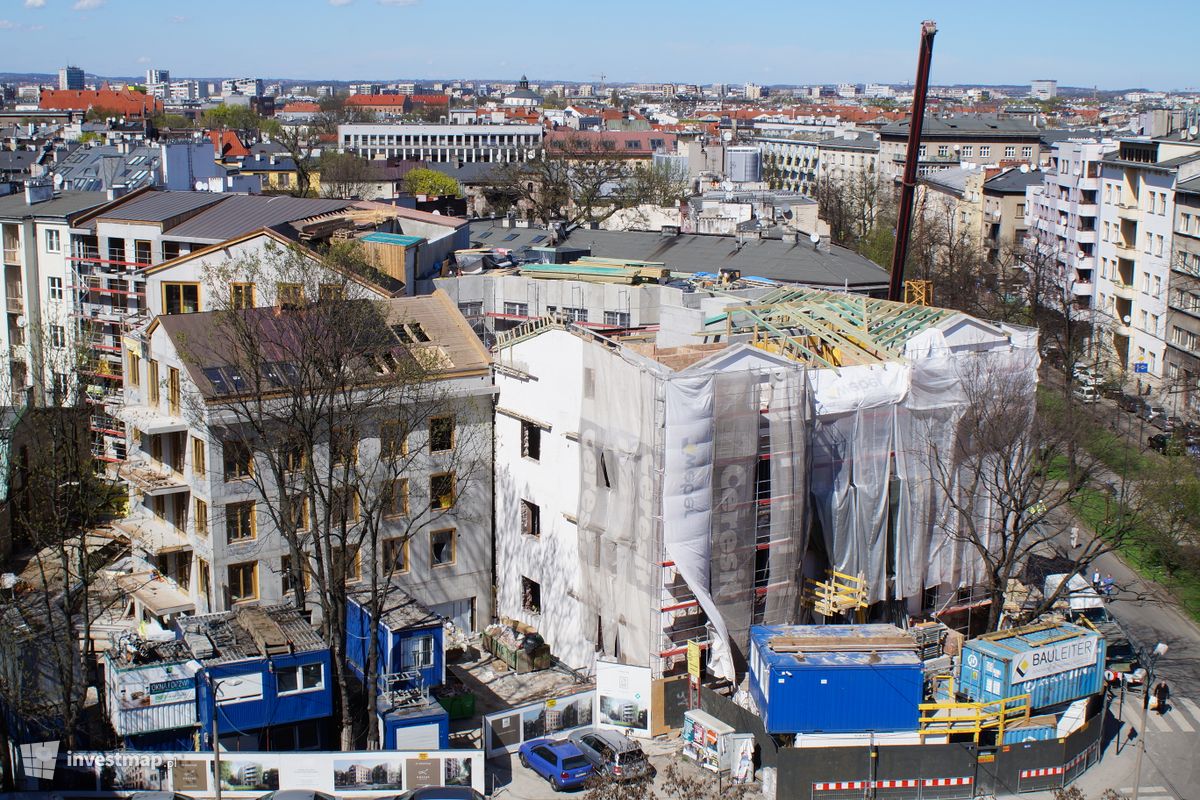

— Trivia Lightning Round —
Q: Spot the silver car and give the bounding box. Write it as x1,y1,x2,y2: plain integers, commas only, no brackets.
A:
567,729,654,782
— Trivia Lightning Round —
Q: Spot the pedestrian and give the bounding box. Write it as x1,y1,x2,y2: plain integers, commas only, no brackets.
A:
1154,681,1170,715
1070,526,1080,549
1092,569,1102,592
1102,574,1115,598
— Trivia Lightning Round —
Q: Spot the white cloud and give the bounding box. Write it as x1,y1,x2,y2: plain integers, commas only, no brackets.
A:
137,56,151,64
378,0,418,5
329,0,353,5
29,23,44,30
169,15,188,23
0,19,16,29
72,0,105,10
24,0,47,8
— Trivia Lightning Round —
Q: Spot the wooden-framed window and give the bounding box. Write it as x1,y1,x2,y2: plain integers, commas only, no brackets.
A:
330,426,357,466
134,239,152,266
226,501,256,542
521,499,541,536
318,283,345,302
168,367,181,415
162,282,200,315
429,416,455,452
230,282,256,310
227,561,258,603
283,493,309,531
380,421,408,460
150,432,163,464
521,420,541,461
430,472,455,510
191,437,206,477
381,537,409,574
430,528,456,567
194,498,208,536
384,478,409,518
148,359,160,405
277,282,304,310
223,440,254,481
332,545,361,583
522,576,542,614
127,351,141,387
330,486,359,526
280,437,307,473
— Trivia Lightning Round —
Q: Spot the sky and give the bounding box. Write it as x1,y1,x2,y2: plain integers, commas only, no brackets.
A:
0,0,1196,91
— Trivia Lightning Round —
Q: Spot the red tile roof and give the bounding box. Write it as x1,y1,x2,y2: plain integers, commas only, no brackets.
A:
281,101,321,113
345,94,409,108
39,89,163,118
208,130,250,158
409,94,449,106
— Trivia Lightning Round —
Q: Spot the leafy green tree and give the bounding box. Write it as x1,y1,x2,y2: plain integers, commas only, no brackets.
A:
404,168,462,198
201,103,265,132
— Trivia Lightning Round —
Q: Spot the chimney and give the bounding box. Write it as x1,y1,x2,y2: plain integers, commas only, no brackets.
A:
818,235,832,254
24,179,53,205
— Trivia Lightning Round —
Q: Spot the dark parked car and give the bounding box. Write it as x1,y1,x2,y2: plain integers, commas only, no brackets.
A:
394,788,486,800
568,729,655,782
1117,394,1144,413
519,738,595,792
1151,414,1182,432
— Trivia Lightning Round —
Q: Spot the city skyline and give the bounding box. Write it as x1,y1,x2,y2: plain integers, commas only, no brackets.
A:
0,0,1195,92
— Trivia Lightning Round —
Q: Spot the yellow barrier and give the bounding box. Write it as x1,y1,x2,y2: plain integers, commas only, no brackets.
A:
918,678,1032,742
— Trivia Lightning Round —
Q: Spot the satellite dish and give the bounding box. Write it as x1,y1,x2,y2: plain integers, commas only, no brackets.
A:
1020,164,1030,173
1191,126,1199,136
809,232,821,244
15,316,26,328
1123,315,1132,324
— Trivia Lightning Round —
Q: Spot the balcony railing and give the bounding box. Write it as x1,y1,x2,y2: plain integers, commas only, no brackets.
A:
6,296,23,314
2,247,19,265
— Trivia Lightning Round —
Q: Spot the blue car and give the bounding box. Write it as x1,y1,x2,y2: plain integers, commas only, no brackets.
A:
518,737,595,791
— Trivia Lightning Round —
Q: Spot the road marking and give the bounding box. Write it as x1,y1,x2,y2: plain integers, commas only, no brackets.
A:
1177,696,1200,721
1170,710,1195,733
1147,712,1173,733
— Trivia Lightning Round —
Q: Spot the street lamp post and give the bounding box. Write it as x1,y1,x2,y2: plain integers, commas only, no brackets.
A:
1131,642,1168,800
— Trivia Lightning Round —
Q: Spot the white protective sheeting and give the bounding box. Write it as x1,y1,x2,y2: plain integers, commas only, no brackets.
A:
764,368,809,624
577,343,662,666
811,327,1040,609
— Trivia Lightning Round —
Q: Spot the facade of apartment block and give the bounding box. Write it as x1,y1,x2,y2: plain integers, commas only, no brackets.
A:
1165,177,1200,415
879,116,1042,181
339,124,543,163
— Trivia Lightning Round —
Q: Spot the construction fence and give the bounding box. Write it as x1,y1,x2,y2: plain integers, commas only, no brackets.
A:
700,688,1105,799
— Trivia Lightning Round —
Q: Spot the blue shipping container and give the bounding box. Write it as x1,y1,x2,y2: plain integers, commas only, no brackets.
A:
1001,714,1059,744
748,625,923,734
957,623,1105,710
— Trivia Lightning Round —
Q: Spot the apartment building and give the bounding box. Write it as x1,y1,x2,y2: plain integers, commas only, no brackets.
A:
878,116,1042,180
1165,176,1200,415
491,290,1037,680
816,131,881,183
1094,137,1200,393
981,167,1042,264
756,136,821,193
1025,138,1113,317
118,283,493,628
339,124,543,163
0,184,107,407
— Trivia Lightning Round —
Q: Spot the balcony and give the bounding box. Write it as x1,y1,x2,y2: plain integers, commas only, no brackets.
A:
110,515,192,556
1112,281,1136,300
1115,201,1139,220
120,460,190,497
1114,238,1138,254
2,247,18,266
6,295,23,314
1071,282,1095,297
118,404,189,436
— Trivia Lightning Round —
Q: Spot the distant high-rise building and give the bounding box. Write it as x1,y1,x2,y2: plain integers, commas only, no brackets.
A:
221,77,264,97
58,65,85,91
1030,79,1057,100
744,82,763,100
146,68,170,86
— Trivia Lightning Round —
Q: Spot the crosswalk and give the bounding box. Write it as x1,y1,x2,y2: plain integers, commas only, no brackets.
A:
1140,696,1200,735
1118,786,1174,800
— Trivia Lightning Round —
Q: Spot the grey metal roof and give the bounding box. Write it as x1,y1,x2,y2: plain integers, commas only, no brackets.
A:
984,168,1045,194
920,167,973,194
817,131,880,152
53,145,166,193
0,150,38,175
566,227,888,289
1176,175,1200,194
161,194,353,243
881,115,1041,138
469,220,555,251
86,189,225,225
0,189,108,220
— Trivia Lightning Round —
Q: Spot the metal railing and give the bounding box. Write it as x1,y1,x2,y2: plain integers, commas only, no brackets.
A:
918,675,1031,742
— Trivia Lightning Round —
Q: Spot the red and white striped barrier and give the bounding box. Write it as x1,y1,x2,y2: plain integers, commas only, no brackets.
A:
813,781,869,791
874,779,920,788
1020,767,1064,778
923,777,974,787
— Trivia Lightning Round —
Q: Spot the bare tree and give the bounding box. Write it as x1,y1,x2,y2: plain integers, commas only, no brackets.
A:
181,245,487,748
917,353,1136,631
318,151,377,200
0,323,128,776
